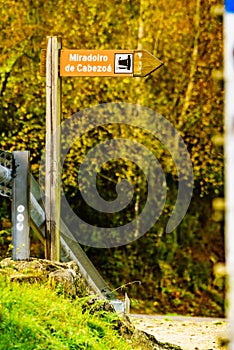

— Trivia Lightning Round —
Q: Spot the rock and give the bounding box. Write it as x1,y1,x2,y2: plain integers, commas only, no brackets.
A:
114,315,183,350
0,258,91,297
49,268,77,297
9,273,42,283
82,296,115,314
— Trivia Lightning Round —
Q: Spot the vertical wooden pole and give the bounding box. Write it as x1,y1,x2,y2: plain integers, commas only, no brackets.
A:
12,151,30,260
45,36,62,261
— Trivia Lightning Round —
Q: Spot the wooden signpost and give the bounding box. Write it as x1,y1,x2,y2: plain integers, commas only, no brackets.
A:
60,49,163,77
42,36,163,262
45,37,62,261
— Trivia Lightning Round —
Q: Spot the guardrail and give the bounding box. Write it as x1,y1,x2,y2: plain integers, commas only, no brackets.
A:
0,150,127,309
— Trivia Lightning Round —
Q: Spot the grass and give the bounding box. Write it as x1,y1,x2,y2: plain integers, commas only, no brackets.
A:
0,275,132,350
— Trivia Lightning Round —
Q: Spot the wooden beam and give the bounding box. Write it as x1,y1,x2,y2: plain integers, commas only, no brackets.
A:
45,36,62,261
133,50,163,77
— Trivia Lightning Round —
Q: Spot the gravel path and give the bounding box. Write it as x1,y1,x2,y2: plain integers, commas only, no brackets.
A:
130,315,229,350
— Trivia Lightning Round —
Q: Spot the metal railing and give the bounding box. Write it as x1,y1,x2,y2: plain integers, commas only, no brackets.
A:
0,150,116,302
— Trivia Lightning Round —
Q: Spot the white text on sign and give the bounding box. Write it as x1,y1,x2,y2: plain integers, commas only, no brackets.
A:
60,50,134,77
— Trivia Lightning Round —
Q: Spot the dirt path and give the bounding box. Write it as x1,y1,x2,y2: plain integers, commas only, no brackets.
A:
130,315,228,350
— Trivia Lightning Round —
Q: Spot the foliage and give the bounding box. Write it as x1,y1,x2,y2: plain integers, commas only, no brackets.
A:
0,275,132,350
0,0,223,190
0,0,224,316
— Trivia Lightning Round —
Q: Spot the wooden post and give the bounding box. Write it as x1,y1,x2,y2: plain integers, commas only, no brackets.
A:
45,36,62,261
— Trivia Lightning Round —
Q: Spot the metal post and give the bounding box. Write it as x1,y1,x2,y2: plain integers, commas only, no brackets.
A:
45,36,62,261
12,151,30,260
224,1,234,349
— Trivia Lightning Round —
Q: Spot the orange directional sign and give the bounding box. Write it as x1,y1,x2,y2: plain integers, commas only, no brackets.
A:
60,49,163,77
